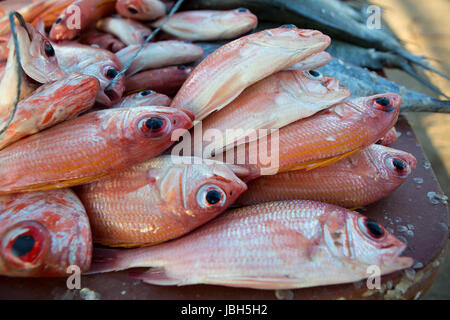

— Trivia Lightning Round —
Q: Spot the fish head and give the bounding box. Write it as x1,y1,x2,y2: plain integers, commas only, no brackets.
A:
372,144,416,184
90,57,126,107
116,0,166,20
0,191,92,277
16,22,65,83
112,105,193,155
295,69,350,98
219,8,258,33
49,7,80,41
181,160,248,224
345,212,413,274
117,90,171,108
256,27,330,64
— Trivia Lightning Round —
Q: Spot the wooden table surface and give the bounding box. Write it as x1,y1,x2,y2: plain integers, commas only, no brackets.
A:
0,115,448,300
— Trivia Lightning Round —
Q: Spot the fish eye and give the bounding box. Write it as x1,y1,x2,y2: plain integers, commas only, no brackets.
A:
105,67,119,79
385,156,409,176
374,97,394,112
177,65,187,70
55,17,62,24
12,235,35,258
128,7,138,14
139,90,154,97
44,41,55,58
303,70,323,80
197,184,226,208
236,8,249,13
280,24,297,29
358,218,385,240
138,115,170,138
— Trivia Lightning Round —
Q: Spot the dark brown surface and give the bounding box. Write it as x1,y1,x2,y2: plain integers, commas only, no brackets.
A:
0,115,448,300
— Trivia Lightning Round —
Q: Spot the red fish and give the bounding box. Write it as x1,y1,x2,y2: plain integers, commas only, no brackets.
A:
115,0,167,21
96,17,152,46
80,29,126,52
0,106,192,194
49,0,116,41
125,65,192,95
88,200,413,289
0,189,92,277
113,90,171,108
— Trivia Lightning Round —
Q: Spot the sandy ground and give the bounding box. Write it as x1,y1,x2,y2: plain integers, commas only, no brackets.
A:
371,0,449,299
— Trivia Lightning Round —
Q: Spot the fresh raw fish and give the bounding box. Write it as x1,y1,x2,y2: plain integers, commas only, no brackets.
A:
377,127,399,146
0,189,92,277
0,106,192,194
170,26,331,121
76,156,247,247
152,9,258,41
80,29,126,52
116,0,167,21
53,42,125,106
212,93,402,178
236,144,416,208
197,69,350,155
88,200,413,289
96,17,152,46
125,65,192,95
116,40,204,76
49,0,116,41
0,73,99,150
113,90,171,108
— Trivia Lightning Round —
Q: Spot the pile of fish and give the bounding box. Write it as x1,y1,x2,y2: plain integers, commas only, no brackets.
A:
0,0,448,292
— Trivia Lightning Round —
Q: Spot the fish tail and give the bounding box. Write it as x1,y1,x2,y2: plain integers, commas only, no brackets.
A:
396,49,450,81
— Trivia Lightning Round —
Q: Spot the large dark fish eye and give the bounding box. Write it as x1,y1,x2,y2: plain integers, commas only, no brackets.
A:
138,116,170,138
140,90,154,97
280,24,297,29
55,17,62,24
303,69,323,80
105,68,119,79
11,235,35,258
393,158,407,171
206,190,222,205
374,97,394,112
145,117,164,130
44,42,55,57
236,8,249,13
128,7,138,14
365,220,384,239
177,65,187,70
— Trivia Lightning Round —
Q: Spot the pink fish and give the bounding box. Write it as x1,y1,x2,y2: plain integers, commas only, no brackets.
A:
152,9,258,41
125,65,192,95
116,40,204,76
80,29,126,52
53,42,125,106
88,200,413,289
237,144,417,208
171,26,331,121
0,106,192,194
49,0,116,41
0,189,92,277
76,156,247,247
115,0,167,21
0,73,99,150
97,17,152,46
113,90,171,108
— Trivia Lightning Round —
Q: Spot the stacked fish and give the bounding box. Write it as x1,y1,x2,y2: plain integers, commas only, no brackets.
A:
0,0,447,292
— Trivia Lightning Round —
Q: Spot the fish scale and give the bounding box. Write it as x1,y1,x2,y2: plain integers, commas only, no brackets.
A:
89,200,412,289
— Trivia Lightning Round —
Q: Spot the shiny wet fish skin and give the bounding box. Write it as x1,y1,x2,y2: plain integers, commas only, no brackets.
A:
88,200,413,289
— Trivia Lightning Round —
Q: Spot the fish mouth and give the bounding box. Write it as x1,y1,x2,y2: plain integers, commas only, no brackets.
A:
323,77,346,92
105,87,122,105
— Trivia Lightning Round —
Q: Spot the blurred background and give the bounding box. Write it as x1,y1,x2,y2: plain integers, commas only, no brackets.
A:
371,0,449,299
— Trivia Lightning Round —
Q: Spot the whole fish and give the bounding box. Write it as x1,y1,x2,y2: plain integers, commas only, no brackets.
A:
0,189,92,277
116,0,167,21
96,17,152,46
125,65,192,95
212,93,401,178
113,90,171,108
198,69,350,154
170,26,331,121
0,73,99,150
377,127,399,146
80,29,126,52
319,58,450,113
88,200,413,289
0,106,192,194
236,145,416,208
53,42,125,106
116,40,204,76
49,0,116,41
183,0,448,80
76,156,247,247
152,9,258,41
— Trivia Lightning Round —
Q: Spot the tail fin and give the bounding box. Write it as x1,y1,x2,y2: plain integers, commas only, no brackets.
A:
84,247,136,274
396,49,450,81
